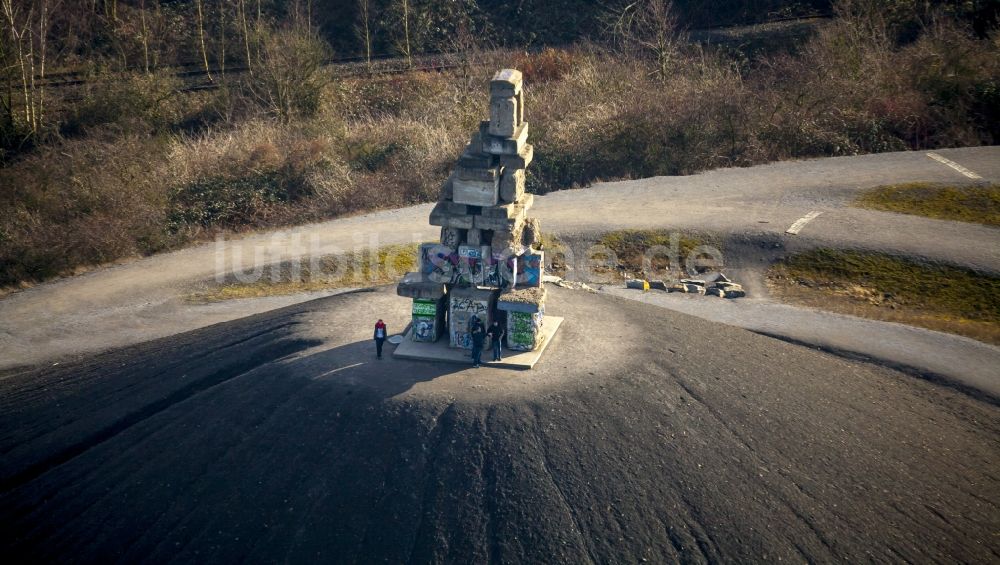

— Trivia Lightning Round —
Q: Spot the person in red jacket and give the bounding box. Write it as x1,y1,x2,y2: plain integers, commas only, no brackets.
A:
373,319,388,359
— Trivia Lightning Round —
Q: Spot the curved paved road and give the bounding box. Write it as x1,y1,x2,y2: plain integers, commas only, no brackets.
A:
1,147,998,380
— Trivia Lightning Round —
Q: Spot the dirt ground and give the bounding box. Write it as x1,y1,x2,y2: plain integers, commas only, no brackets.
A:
2,286,998,563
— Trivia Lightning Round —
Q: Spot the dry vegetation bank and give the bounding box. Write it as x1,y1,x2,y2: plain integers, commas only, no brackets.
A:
2,4,999,288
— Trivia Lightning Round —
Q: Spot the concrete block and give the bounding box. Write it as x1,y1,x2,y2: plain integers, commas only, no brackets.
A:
467,228,482,246
516,89,525,125
397,272,447,300
498,286,547,314
715,281,743,291
649,280,668,291
491,225,525,257
706,287,725,297
521,217,541,248
449,286,498,349
507,310,544,352
458,149,497,170
440,227,465,248
500,168,526,203
429,202,475,229
490,68,523,98
439,201,467,215
668,283,686,292
453,176,500,207
683,284,706,295
516,251,544,287
680,279,707,287
440,174,454,200
458,245,491,286
411,296,447,343
626,279,650,291
474,207,526,231
419,243,456,283
482,195,533,221
485,249,517,288
455,164,501,183
480,121,529,156
489,96,519,138
500,144,534,171
724,289,747,299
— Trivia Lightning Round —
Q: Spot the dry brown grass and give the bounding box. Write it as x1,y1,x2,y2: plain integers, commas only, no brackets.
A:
2,9,998,288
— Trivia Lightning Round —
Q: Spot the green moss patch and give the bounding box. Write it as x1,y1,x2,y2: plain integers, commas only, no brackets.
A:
854,182,1000,226
188,243,419,302
768,249,1000,344
598,229,719,275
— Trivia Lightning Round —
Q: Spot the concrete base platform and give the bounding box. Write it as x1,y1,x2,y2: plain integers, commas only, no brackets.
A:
393,317,564,369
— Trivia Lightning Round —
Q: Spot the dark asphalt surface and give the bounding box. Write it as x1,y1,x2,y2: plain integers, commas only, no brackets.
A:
2,287,998,563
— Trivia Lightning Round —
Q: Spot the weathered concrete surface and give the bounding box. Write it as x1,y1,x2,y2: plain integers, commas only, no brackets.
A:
452,176,500,207
500,167,526,203
481,121,529,156
396,272,447,300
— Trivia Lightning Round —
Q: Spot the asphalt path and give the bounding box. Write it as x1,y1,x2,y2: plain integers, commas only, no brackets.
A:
2,287,998,562
603,286,1000,401
3,147,999,373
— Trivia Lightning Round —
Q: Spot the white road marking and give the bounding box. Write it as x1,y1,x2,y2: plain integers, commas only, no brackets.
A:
312,362,365,380
926,152,983,179
785,211,823,235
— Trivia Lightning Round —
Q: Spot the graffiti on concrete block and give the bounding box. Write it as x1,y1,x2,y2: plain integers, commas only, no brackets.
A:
412,298,438,317
450,294,493,349
413,316,438,342
452,297,489,316
515,252,543,287
440,227,464,248
458,245,490,286
507,310,543,351
420,243,456,283
483,251,517,288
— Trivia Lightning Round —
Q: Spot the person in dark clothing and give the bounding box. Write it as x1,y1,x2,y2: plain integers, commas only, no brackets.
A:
486,319,505,362
374,319,388,359
470,317,485,368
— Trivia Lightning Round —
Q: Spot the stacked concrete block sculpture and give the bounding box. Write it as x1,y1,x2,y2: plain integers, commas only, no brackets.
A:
398,68,549,351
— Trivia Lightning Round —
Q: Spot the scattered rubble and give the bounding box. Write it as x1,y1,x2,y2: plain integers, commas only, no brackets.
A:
629,273,746,299
626,279,650,291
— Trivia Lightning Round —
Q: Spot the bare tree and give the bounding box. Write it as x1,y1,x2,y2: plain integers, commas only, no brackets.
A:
0,0,59,137
2,0,31,131
238,0,252,74
195,0,212,82
249,29,332,122
139,0,150,72
357,0,372,71
400,0,412,67
217,0,225,80
612,0,686,80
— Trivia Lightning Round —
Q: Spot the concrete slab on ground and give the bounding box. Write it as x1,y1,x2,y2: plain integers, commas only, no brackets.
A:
394,316,564,369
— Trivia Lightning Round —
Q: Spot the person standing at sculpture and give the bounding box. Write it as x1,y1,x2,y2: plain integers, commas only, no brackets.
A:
374,319,388,359
470,317,485,368
487,319,505,362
